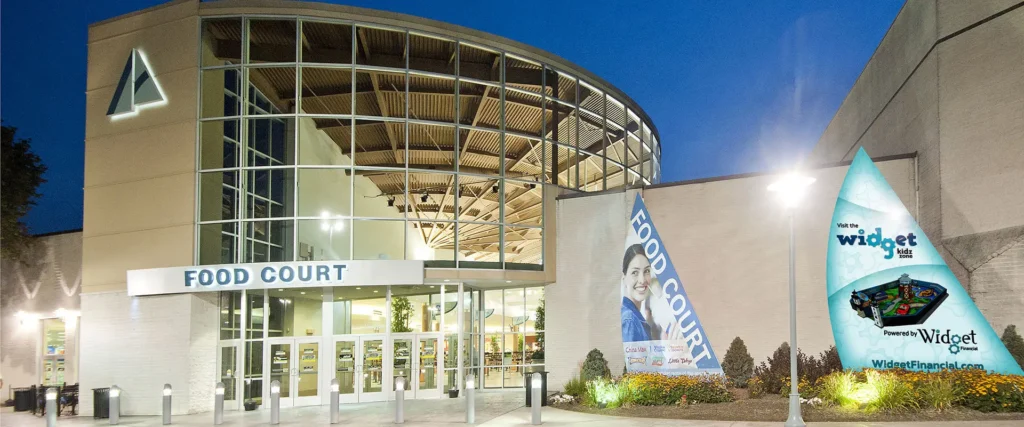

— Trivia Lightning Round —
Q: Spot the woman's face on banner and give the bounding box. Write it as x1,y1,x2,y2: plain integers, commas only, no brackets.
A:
624,254,652,303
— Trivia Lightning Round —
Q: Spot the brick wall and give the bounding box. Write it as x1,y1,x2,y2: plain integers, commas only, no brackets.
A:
972,239,1024,337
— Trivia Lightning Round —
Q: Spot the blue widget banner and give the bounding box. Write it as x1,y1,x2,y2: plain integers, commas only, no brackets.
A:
621,194,722,375
827,149,1022,375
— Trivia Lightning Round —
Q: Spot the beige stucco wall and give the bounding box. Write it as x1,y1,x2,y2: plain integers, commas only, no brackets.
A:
84,0,199,294
547,158,915,390
808,1,1024,331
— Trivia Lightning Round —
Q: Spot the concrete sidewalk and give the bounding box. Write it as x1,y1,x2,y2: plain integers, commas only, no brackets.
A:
2,395,1021,427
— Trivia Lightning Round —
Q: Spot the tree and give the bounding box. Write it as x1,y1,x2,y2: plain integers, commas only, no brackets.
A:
391,296,413,332
535,298,545,350
1,124,47,261
722,337,754,387
1002,325,1024,370
580,348,611,381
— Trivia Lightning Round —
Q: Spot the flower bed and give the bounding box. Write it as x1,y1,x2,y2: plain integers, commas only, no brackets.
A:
575,372,732,408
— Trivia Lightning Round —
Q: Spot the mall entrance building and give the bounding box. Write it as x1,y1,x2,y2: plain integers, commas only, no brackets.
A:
61,0,660,416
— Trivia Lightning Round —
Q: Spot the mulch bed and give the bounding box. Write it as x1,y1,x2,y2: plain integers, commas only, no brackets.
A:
554,394,1024,422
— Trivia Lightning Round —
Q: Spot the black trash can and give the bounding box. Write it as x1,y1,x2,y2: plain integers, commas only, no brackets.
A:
92,388,110,419
524,371,548,407
13,388,33,412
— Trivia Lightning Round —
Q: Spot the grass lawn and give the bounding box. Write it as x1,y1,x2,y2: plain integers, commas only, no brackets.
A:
553,391,1024,422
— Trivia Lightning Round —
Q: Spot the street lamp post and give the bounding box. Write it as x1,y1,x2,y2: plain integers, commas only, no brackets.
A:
767,173,814,427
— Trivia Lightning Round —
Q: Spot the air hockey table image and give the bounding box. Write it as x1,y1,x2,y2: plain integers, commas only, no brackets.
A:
848,273,948,328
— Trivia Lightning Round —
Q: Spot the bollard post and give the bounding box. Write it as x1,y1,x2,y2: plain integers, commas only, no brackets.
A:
330,379,340,424
270,380,281,425
214,382,225,425
45,388,58,427
465,374,475,424
109,385,121,425
394,376,405,424
531,373,542,425
162,384,172,425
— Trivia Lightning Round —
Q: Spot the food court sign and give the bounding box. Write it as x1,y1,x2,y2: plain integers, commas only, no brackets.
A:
127,260,425,296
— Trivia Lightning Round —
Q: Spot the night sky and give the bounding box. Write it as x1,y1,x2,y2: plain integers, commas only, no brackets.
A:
0,0,904,234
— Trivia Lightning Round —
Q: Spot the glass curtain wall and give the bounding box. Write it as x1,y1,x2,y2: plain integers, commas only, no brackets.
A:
479,286,544,388
198,16,660,271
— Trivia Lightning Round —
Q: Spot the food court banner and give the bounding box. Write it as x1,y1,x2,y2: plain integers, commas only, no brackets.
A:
827,148,1022,374
621,194,722,375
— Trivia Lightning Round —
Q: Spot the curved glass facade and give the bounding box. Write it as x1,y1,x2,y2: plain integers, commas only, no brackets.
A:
196,16,660,269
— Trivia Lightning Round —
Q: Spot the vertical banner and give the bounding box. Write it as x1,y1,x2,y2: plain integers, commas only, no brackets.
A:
621,194,722,375
827,148,1022,374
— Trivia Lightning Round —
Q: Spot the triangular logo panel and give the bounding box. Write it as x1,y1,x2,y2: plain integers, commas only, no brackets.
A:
107,48,165,117
622,194,722,375
826,148,1022,375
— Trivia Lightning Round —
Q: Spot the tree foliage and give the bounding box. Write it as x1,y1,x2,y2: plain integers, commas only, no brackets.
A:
391,296,413,332
1002,324,1024,370
1,124,47,261
581,348,611,381
535,298,545,349
722,337,754,387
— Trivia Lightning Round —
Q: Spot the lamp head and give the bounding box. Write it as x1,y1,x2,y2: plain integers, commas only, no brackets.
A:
163,384,172,396
531,373,543,389
330,379,340,393
466,374,475,390
46,389,58,400
215,382,225,395
767,173,816,208
110,386,121,398
395,376,405,391
270,380,281,394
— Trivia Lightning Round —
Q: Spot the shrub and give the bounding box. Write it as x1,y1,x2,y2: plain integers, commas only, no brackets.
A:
747,376,766,398
581,349,611,381
722,337,754,388
918,377,956,411
752,342,791,397
866,370,918,412
621,372,731,405
1002,325,1024,371
583,377,629,408
816,371,857,409
563,375,586,398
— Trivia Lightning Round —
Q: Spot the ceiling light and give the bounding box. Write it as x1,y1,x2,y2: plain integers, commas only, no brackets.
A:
373,290,379,293
320,210,330,219
300,292,306,295
506,280,511,283
387,197,395,207
356,287,362,290
526,183,536,189
491,185,499,193
421,193,429,203
444,279,450,282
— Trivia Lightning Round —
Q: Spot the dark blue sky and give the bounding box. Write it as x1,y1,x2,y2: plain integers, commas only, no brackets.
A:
1,0,904,234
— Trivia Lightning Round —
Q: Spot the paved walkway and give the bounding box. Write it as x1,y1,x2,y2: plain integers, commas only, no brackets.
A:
2,393,1021,427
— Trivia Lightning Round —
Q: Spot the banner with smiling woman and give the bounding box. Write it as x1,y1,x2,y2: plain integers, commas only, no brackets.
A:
827,148,1022,375
621,194,722,375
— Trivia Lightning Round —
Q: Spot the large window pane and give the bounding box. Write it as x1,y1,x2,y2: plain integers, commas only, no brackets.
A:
244,169,294,219
248,19,297,63
408,73,455,123
299,117,350,166
408,221,456,266
503,226,542,267
198,222,237,265
201,68,242,118
352,120,404,168
353,220,405,260
244,220,294,263
200,120,240,170
299,68,353,115
244,341,264,403
297,168,351,218
248,67,296,115
408,123,455,171
333,287,386,334
409,33,455,75
459,43,499,84
245,117,295,166
407,171,455,221
354,168,406,218
297,218,350,261
220,291,242,339
458,82,500,130
504,89,543,136
355,71,406,118
390,285,441,332
547,68,578,104
202,18,242,67
504,135,542,181
268,288,323,337
301,21,353,64
503,180,541,226
355,26,406,67
457,176,499,223
246,290,266,339
199,171,238,222
504,54,542,94
457,128,499,176
458,223,500,266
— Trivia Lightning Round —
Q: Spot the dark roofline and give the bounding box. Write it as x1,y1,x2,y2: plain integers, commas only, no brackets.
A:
556,151,918,201
32,229,84,238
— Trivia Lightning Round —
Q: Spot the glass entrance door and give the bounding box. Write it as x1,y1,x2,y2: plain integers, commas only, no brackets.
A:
390,336,413,399
359,335,386,402
333,338,358,403
265,338,321,407
416,334,441,398
218,342,240,408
